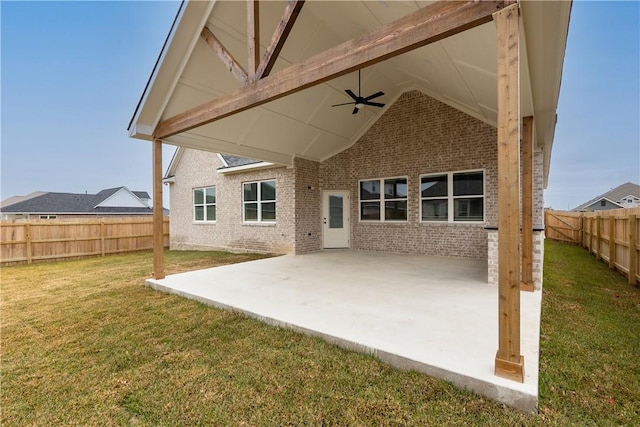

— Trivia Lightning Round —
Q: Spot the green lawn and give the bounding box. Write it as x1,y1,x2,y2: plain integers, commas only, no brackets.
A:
1,242,639,425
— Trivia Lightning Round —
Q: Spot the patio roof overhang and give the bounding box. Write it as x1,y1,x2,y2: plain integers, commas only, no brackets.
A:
128,0,571,188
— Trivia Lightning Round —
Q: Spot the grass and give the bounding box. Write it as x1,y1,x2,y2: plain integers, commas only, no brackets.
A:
2,242,639,425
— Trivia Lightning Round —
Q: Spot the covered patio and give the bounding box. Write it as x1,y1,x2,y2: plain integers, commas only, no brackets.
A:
146,250,542,411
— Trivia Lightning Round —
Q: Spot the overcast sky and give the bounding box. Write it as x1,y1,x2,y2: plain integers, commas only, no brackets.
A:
1,1,639,211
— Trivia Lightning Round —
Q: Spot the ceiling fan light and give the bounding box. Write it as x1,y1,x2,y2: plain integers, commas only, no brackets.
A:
355,102,364,109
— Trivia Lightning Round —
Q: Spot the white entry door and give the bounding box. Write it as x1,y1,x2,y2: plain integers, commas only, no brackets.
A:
322,191,350,249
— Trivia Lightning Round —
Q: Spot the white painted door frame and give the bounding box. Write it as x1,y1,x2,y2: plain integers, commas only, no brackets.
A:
322,190,350,249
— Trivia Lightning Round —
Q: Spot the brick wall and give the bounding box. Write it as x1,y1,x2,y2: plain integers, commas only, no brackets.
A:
168,150,296,254
318,90,498,259
293,157,321,254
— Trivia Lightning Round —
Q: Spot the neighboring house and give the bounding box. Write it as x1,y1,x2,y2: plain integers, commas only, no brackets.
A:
129,0,571,387
0,187,158,220
572,182,640,212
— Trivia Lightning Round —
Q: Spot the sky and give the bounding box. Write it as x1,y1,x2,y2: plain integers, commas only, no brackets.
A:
1,1,639,211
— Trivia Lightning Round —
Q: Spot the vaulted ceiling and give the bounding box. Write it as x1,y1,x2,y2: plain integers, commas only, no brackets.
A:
129,0,571,182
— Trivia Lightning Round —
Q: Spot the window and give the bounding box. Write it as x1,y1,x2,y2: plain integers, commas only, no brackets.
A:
600,200,607,207
420,170,484,222
243,180,276,223
359,177,407,221
193,186,216,222
39,215,57,219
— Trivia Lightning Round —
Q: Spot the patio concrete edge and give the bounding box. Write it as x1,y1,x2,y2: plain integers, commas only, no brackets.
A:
145,278,537,412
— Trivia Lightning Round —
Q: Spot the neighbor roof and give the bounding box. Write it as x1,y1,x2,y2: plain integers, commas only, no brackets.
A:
572,182,640,211
0,187,153,215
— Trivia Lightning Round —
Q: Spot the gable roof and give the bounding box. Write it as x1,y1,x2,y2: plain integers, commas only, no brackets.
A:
0,187,154,215
572,182,640,211
0,191,47,209
129,0,571,188
220,154,260,168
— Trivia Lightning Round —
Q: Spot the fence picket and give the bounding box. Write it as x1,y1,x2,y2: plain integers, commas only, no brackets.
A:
545,208,640,286
1,217,169,265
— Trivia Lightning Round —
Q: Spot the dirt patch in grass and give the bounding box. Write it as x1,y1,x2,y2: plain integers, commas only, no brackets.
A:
2,244,639,425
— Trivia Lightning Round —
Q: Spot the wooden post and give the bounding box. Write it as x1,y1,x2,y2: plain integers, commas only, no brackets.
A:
579,215,584,247
596,215,602,261
609,216,615,269
629,215,637,285
100,221,106,257
25,223,32,264
589,217,594,254
153,139,165,279
493,3,524,383
247,0,260,81
520,116,534,292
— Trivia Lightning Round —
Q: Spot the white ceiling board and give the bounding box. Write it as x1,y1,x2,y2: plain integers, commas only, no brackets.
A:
302,131,351,161
242,110,319,156
187,108,261,144
453,60,496,114
169,132,294,166
261,82,333,124
363,0,419,25
180,38,243,95
440,23,497,74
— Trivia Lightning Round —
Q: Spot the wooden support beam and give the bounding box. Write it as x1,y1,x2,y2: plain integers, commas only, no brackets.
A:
247,0,260,81
154,0,511,139
520,116,534,292
256,0,305,80
494,3,524,383
201,27,248,85
153,139,165,279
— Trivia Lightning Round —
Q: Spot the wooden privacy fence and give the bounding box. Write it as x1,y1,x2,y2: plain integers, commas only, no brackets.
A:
545,208,640,285
0,217,169,265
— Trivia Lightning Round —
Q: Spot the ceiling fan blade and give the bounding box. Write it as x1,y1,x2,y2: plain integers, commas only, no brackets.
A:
352,106,359,115
364,101,385,108
331,101,356,107
345,89,358,101
365,91,384,101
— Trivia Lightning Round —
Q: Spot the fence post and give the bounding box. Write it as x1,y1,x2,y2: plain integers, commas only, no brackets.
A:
100,221,106,257
25,223,32,264
609,215,616,269
596,215,602,260
579,215,584,247
629,215,637,286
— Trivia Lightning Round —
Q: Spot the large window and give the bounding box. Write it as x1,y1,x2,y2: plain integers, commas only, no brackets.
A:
359,177,408,222
193,186,216,222
420,170,484,222
243,180,276,223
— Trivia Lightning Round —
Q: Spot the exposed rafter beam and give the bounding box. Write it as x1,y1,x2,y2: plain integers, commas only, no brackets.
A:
256,0,305,80
154,0,513,140
200,27,248,85
247,0,260,80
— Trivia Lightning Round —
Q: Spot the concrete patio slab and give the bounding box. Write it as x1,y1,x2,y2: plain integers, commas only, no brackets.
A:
146,250,542,411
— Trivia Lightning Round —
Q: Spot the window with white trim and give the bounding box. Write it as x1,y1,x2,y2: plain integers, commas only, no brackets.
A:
193,186,216,222
359,177,408,221
420,170,484,222
243,180,276,223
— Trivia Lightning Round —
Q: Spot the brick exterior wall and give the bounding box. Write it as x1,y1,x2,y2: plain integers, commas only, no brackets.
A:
169,90,546,285
319,90,498,259
293,157,322,254
168,150,297,254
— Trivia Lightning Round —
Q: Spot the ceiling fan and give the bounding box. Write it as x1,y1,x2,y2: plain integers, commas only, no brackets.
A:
331,69,385,115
